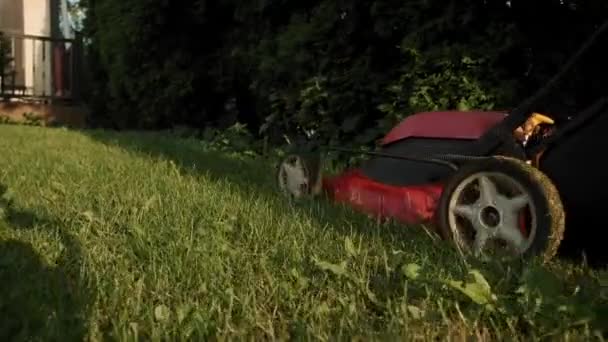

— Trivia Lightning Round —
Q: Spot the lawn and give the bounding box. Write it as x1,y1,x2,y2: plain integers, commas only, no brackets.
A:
0,124,606,341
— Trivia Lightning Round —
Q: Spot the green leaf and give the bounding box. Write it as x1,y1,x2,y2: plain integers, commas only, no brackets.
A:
365,286,382,307
446,269,496,311
457,99,470,111
154,304,171,322
402,263,421,280
142,195,156,212
377,103,393,113
259,122,271,134
461,56,475,65
81,210,95,222
388,84,403,93
177,304,193,324
344,237,357,257
407,305,424,319
316,302,330,315
314,257,348,277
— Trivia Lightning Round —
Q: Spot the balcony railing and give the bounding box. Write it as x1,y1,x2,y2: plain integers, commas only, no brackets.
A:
1,30,83,102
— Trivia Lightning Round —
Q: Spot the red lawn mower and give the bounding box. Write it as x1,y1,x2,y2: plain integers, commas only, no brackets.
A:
276,21,608,262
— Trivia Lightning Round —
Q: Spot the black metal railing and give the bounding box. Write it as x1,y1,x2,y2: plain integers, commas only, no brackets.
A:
0,30,82,102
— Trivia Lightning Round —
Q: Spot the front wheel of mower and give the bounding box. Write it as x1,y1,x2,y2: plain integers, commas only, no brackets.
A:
276,153,323,200
436,156,565,262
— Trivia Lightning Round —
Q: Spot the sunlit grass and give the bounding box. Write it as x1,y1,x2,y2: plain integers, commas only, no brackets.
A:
0,124,606,340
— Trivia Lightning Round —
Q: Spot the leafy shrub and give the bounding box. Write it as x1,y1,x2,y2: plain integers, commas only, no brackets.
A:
81,0,608,151
0,32,13,92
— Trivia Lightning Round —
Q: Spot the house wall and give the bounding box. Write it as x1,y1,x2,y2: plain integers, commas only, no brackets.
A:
22,0,51,36
23,0,52,96
0,0,24,32
0,0,52,96
0,0,25,85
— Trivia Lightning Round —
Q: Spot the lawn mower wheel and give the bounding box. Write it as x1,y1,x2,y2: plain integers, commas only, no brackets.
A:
436,156,565,262
276,153,323,199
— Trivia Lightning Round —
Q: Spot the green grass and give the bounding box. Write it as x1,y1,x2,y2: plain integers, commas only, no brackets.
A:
0,124,607,341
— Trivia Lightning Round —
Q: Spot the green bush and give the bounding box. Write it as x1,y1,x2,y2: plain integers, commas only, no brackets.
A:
0,32,13,87
80,0,608,149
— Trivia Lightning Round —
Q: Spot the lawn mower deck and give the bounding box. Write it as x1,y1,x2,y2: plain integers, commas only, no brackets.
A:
278,108,561,260
322,110,509,225
277,102,601,262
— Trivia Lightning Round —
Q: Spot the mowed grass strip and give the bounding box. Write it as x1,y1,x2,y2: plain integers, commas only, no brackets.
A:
0,124,606,341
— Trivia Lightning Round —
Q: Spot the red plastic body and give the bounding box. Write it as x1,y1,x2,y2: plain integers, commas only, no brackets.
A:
323,170,444,224
382,110,506,145
323,110,507,225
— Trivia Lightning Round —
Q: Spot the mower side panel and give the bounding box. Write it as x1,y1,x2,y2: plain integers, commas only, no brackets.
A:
323,169,444,225
382,111,507,145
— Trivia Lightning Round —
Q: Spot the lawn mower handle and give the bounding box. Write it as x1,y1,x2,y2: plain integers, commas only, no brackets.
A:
325,146,459,170
526,97,608,156
324,146,511,170
473,19,608,155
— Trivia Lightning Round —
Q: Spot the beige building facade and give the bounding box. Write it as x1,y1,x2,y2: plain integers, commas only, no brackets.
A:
1,0,53,96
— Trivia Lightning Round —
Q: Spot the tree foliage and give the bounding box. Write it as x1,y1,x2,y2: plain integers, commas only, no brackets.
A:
0,33,12,79
79,0,608,148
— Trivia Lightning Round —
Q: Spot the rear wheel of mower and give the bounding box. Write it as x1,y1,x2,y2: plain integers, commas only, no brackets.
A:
436,156,565,262
276,153,323,199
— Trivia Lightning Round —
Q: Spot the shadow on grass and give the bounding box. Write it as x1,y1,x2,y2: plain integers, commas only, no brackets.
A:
85,130,276,192
1,203,94,340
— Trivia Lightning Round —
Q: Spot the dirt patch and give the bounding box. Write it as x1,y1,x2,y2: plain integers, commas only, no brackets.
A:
0,101,88,128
